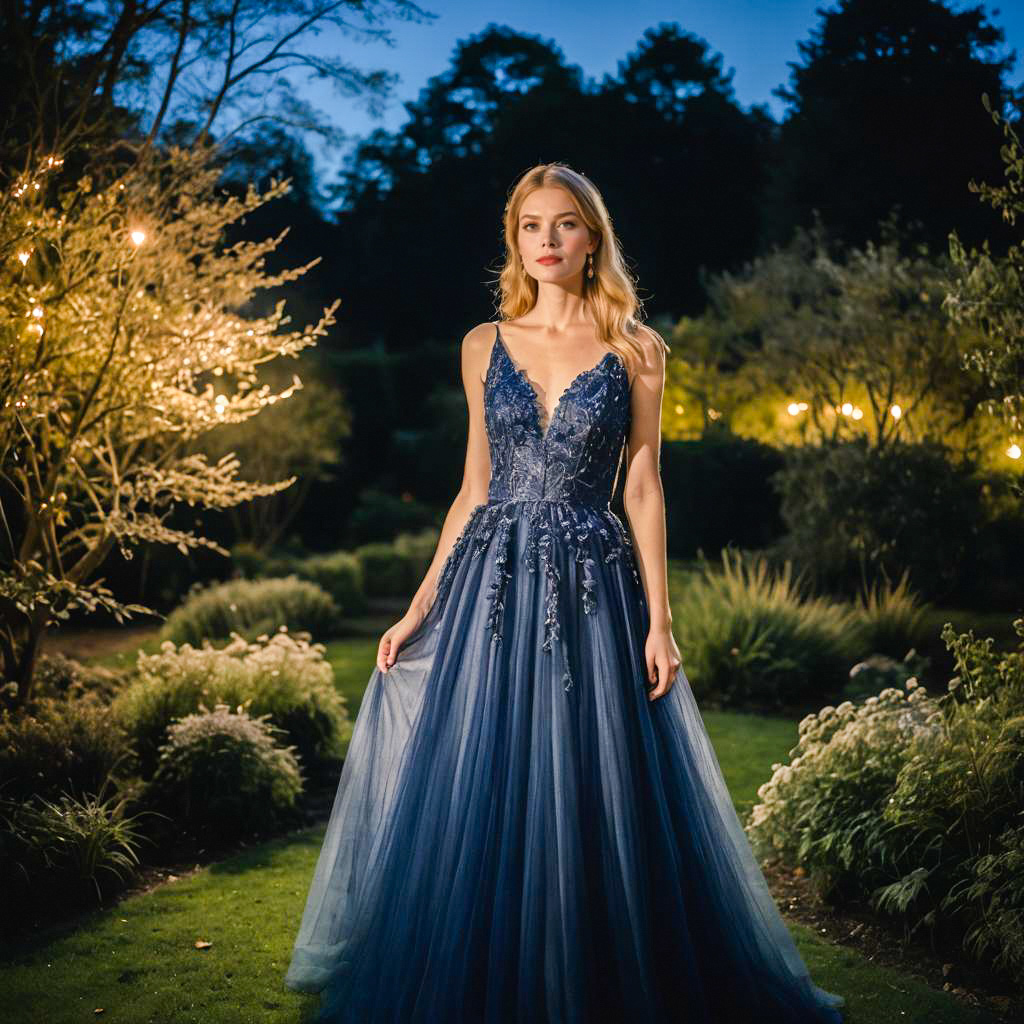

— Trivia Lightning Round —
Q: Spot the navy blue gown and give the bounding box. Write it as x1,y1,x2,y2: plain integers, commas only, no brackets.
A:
284,323,846,1023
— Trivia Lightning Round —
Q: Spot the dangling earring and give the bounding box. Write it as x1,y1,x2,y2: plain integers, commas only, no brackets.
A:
586,252,595,280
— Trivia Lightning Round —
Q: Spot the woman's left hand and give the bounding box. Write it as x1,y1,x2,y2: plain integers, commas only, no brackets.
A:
645,626,683,701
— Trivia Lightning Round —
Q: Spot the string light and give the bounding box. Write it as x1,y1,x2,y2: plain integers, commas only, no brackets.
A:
890,404,902,420
130,229,146,246
1008,444,1021,460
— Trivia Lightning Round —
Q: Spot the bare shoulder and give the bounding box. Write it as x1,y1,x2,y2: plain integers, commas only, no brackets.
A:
631,322,667,379
461,321,500,383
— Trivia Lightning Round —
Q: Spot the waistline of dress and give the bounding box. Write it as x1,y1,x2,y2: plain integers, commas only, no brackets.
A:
483,497,614,513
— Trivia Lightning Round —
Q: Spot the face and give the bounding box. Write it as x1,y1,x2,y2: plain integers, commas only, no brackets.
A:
516,185,595,283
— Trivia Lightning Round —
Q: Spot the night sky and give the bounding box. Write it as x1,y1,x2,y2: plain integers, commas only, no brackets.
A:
291,0,1024,181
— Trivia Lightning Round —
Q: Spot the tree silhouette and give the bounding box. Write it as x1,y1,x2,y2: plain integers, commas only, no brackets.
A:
765,0,1021,253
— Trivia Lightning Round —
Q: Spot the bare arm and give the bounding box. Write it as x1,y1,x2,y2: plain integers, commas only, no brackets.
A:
403,323,494,620
621,326,682,698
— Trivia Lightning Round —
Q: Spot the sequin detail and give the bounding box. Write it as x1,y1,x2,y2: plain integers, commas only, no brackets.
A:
431,324,641,694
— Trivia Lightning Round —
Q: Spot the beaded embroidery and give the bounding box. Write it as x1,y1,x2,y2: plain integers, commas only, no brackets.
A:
432,325,643,693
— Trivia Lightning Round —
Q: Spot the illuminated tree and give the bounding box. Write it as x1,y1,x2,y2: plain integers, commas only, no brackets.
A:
704,219,1003,464
0,144,338,707
945,93,1024,477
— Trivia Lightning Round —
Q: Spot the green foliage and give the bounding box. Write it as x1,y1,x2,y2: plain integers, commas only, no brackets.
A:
673,549,863,710
748,618,1024,983
767,437,982,601
0,784,149,906
353,527,439,600
29,651,129,704
0,142,337,709
231,543,369,617
111,630,349,778
747,682,939,898
144,703,303,845
160,575,340,646
292,550,368,617
844,650,929,703
945,93,1024,446
0,695,134,804
851,572,931,661
229,541,303,580
660,435,786,558
708,220,1001,462
347,489,440,546
944,821,1024,978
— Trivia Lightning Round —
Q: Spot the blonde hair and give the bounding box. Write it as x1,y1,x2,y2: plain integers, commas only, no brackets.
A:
495,162,668,374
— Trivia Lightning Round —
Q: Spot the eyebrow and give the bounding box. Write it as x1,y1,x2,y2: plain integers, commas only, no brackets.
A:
519,211,578,220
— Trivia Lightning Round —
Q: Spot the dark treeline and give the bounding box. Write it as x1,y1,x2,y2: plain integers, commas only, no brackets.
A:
264,4,1020,542
3,0,1022,556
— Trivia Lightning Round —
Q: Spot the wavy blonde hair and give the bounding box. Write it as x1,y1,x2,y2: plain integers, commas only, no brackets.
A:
495,162,668,374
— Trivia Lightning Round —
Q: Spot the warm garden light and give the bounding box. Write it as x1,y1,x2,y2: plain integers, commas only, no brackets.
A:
130,229,146,246
17,251,30,265
840,402,853,415
1008,443,1022,460
674,403,684,415
787,402,800,415
890,404,902,419
30,306,43,318
851,407,863,420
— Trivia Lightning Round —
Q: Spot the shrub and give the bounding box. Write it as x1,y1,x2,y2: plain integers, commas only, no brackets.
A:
347,488,438,546
161,575,339,645
292,549,367,616
747,683,938,900
944,822,1024,978
230,540,301,580
30,652,129,705
747,617,1024,985
673,548,863,710
661,434,787,559
111,630,349,778
767,437,980,602
393,526,441,581
144,703,302,844
0,695,134,804
353,541,418,599
843,650,930,702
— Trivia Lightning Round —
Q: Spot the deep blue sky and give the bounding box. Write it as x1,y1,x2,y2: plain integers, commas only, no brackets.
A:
297,0,1023,181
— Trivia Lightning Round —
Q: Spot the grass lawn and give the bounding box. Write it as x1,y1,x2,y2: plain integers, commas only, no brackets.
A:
1,639,1005,1023
12,588,1018,1024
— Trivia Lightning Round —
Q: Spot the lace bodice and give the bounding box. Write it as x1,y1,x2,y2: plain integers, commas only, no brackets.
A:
485,325,631,507
432,323,643,691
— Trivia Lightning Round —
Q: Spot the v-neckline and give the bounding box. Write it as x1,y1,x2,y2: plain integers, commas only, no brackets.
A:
494,324,617,443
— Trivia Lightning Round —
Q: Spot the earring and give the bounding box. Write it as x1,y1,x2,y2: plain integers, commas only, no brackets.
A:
586,252,595,280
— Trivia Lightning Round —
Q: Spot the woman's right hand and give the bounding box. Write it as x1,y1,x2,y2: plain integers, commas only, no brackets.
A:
376,600,431,674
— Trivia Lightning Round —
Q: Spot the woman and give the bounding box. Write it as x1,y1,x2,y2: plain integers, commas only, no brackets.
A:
284,162,846,1023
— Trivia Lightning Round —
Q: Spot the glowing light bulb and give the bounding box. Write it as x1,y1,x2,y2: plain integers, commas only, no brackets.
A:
17,251,30,266
787,402,800,416
890,404,902,420
840,402,853,416
31,306,43,318
130,229,146,246
1008,444,1022,460
851,407,863,420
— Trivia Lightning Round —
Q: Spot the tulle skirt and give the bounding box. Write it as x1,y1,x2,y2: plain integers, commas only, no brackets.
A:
284,499,846,1023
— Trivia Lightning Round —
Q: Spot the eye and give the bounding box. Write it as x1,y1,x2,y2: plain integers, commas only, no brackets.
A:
522,220,578,230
